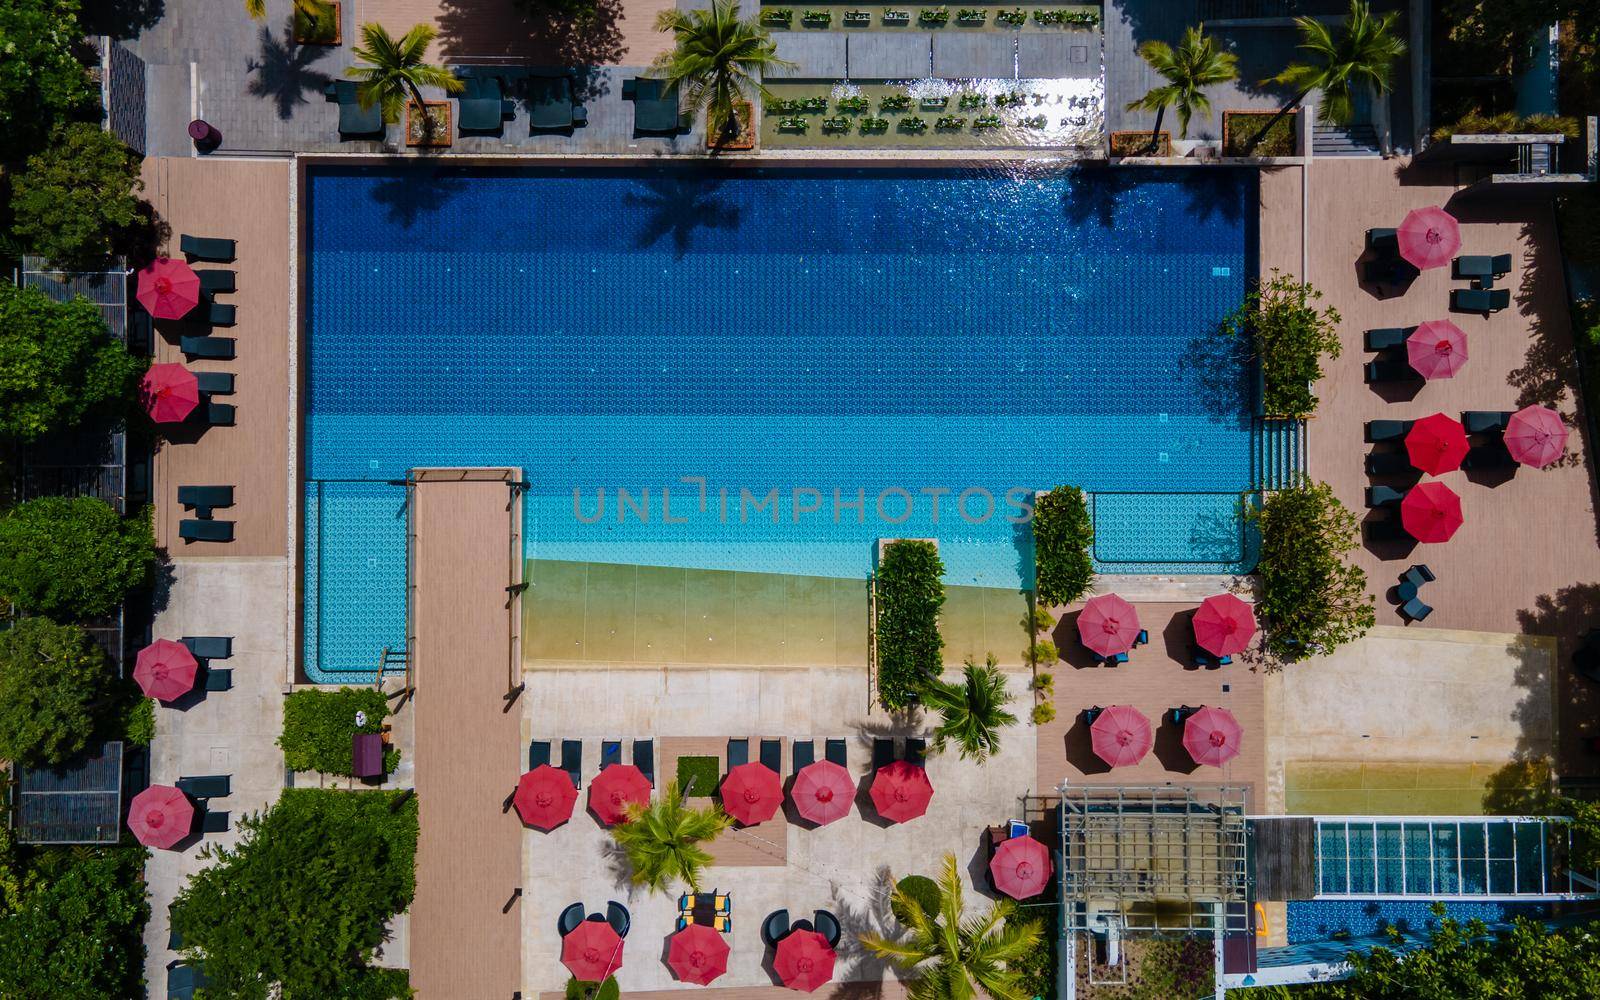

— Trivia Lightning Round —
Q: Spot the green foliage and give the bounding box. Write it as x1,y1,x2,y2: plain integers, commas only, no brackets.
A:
1010,903,1057,1000
512,0,605,22
922,654,1018,763
652,0,795,137
675,755,721,797
123,696,155,746
1557,796,1600,870
875,539,946,709
1560,190,1600,268
1025,640,1058,667
1030,671,1054,694
170,789,418,1000
1224,111,1297,156
864,855,1043,1000
280,687,398,776
1030,702,1056,725
1032,487,1093,606
1023,603,1055,635
348,23,463,125
1270,1,1406,124
566,976,620,1000
246,0,335,23
0,283,146,442
0,497,154,618
609,780,729,895
1433,107,1581,141
893,874,942,924
1225,270,1341,418
10,124,144,270
0,0,97,163
0,618,115,766
1127,27,1239,139
1129,935,1215,1000
1247,478,1374,662
0,845,150,1000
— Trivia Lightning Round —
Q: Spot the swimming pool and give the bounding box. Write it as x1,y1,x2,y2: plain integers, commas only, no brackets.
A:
303,165,1260,680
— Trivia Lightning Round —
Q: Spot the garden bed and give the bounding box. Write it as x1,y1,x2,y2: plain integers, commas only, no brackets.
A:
676,754,721,797
1110,129,1170,157
1222,110,1295,157
706,100,755,151
279,687,399,777
406,101,451,147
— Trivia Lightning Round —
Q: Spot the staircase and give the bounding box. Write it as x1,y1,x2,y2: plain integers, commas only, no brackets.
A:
1257,418,1307,491
1313,124,1381,156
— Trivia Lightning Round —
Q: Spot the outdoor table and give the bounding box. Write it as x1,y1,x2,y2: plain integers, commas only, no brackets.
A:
1398,581,1419,602
352,733,384,779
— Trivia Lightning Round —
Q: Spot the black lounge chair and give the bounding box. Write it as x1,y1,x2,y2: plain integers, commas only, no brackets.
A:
762,908,791,947
558,901,585,937
1400,597,1433,622
759,738,782,773
560,739,582,788
205,402,235,427
824,738,847,768
193,371,234,395
1364,327,1414,351
180,234,236,262
180,336,234,360
182,636,232,659
626,78,687,136
458,75,514,134
726,738,748,768
201,809,230,833
1366,484,1405,508
1193,649,1232,669
197,270,235,294
325,80,384,139
529,739,551,769
177,774,230,799
1365,518,1408,544
203,668,233,692
180,519,234,542
1453,254,1513,286
1463,410,1513,434
1464,442,1518,470
1133,629,1149,647
633,739,654,784
905,737,926,767
601,740,622,769
1366,449,1414,476
1451,287,1511,314
791,739,815,773
871,737,895,771
206,300,235,327
527,75,579,132
1366,420,1413,442
1365,359,1422,384
1404,564,1436,589
178,485,234,518
168,961,212,1000
1366,227,1397,251
607,900,631,939
814,909,842,949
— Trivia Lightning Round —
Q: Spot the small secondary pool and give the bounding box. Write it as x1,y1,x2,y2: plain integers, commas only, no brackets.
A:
303,165,1261,679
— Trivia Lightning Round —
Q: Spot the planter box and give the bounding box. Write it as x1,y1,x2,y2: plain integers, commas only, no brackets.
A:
406,101,452,147
294,0,341,45
707,100,755,151
1110,129,1170,157
1223,110,1296,157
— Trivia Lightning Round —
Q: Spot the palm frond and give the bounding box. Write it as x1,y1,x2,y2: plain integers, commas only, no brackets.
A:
245,0,268,19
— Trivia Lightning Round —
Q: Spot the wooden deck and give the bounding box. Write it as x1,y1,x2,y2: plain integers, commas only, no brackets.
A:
660,737,789,867
142,157,290,558
410,468,524,999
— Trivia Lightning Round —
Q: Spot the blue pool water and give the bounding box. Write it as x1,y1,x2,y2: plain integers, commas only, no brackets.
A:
1286,900,1551,944
304,166,1260,678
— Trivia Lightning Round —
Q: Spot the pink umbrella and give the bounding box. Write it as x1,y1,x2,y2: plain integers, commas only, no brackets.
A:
1504,405,1568,468
1192,594,1257,657
989,834,1053,900
1401,481,1464,543
668,923,730,985
587,764,651,826
870,760,934,823
1182,706,1243,768
133,638,199,703
562,918,624,981
1089,705,1153,768
1406,320,1468,380
127,785,194,849
1076,594,1141,657
720,762,783,825
514,765,578,830
1397,206,1461,271
1405,414,1470,476
140,363,201,423
774,929,836,992
135,257,201,320
791,760,854,826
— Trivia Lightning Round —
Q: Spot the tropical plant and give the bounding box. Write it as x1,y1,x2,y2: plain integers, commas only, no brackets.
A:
1225,269,1341,418
0,618,116,767
862,855,1043,1000
1246,478,1374,662
9,123,145,270
921,654,1017,763
0,498,154,619
1257,0,1405,146
1126,26,1238,144
0,284,146,442
245,0,332,22
0,0,97,163
875,539,946,710
1032,486,1093,607
0,845,150,1000
652,0,795,140
610,780,730,895
279,687,398,776
347,23,463,131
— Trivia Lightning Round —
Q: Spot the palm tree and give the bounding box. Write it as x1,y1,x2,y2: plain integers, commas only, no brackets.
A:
245,0,333,22
1126,26,1239,149
609,780,730,895
862,855,1043,1000
347,23,463,136
652,0,794,141
921,654,1017,764
1254,0,1405,148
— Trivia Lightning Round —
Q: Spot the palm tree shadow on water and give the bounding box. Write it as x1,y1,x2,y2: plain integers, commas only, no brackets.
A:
369,167,468,229
245,22,335,121
1058,168,1142,229
623,175,743,258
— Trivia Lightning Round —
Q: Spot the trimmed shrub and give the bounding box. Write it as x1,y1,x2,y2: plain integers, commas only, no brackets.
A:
279,687,398,776
893,874,941,924
0,497,153,618
676,755,720,797
0,618,116,766
1032,487,1093,607
1031,702,1057,725
1247,478,1374,661
1225,269,1341,418
875,540,945,709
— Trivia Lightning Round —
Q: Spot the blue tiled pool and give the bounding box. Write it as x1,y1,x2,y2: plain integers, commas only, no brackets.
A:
303,166,1260,679
1286,900,1551,944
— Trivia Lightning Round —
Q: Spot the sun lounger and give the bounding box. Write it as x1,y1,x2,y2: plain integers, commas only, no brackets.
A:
180,336,234,360
627,78,686,136
1365,359,1422,384
762,908,791,947
633,739,653,784
201,809,230,833
1452,287,1511,314
558,901,585,936
529,740,551,769
528,76,577,132
1462,410,1513,434
1364,517,1408,544
205,300,235,327
726,738,749,769
1404,564,1436,589
177,774,230,799
205,402,234,427
182,636,232,660
601,740,622,769
178,485,234,518
1366,419,1414,442
1366,484,1405,508
905,737,926,767
791,740,815,773
197,270,235,294
1400,597,1433,622
1106,650,1130,666
871,737,895,771
1169,705,1201,726
825,738,847,768
1366,228,1397,251
180,234,236,263
560,739,582,787
193,371,234,395
759,738,782,773
1453,253,1514,285
1366,449,1414,476
179,519,234,543
1364,327,1414,351
1082,706,1103,725
1133,629,1149,647
167,961,212,1000
458,75,513,133
325,80,384,139
203,668,232,692
814,909,842,948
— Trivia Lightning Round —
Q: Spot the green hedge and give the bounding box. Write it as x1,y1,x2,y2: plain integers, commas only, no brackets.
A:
875,540,945,710
1032,487,1093,606
1247,478,1374,661
0,497,154,619
676,755,720,797
1225,270,1341,418
893,874,941,924
279,687,398,776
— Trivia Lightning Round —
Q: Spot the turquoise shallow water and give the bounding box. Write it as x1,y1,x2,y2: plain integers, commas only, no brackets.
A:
303,165,1260,679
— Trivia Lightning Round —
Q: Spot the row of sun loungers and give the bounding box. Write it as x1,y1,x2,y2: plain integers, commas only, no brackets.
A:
529,738,654,789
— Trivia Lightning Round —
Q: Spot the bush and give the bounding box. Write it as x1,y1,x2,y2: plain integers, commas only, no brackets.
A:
1224,111,1295,156
567,976,620,1000
0,497,154,618
0,0,98,162
1225,270,1341,418
1031,702,1057,725
279,687,398,776
1247,478,1374,662
875,540,945,709
1011,903,1057,999
1432,107,1580,141
1032,487,1093,606
10,123,144,270
0,284,146,442
1110,130,1171,156
0,618,116,766
676,755,720,797
123,696,155,746
0,844,150,1000
893,874,941,924
171,789,418,999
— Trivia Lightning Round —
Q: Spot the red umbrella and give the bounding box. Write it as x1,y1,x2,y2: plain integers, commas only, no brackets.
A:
989,834,1053,900
135,257,201,320
1182,706,1243,768
667,923,730,985
791,760,854,826
1505,405,1568,468
1089,704,1153,768
588,764,651,826
774,929,835,992
133,638,199,703
514,765,578,830
720,762,783,825
1397,206,1461,270
127,784,194,849
1406,320,1468,380
140,363,201,423
1404,413,1470,476
1192,594,1257,657
1400,481,1464,543
1076,594,1141,657
562,918,624,981
869,760,933,823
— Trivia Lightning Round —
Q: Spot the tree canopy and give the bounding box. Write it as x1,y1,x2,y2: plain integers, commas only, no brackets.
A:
875,539,946,709
922,654,1017,763
1247,478,1374,662
0,283,146,442
0,618,115,767
0,845,150,1000
9,123,145,270
0,497,154,619
0,0,97,163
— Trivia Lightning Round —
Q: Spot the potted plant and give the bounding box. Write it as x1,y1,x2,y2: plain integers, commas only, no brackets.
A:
346,22,463,147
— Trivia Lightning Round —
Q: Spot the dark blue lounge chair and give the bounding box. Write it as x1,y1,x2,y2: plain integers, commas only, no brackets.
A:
182,636,232,659
791,740,815,773
180,519,234,543
180,234,236,262
180,336,234,360
824,738,847,768
560,739,582,788
194,371,235,395
529,739,551,769
759,738,782,773
633,739,654,784
726,738,749,769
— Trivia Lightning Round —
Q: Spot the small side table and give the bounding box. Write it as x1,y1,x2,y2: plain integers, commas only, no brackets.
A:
1397,581,1419,603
